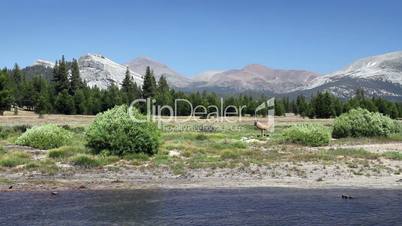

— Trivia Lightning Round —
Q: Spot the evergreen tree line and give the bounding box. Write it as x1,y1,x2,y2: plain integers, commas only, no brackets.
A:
1,56,402,119
275,89,402,119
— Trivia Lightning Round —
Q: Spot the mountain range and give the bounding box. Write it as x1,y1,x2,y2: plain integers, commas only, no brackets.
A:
30,51,402,100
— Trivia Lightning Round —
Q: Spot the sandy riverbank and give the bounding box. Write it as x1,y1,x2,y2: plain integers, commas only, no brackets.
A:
1,166,401,192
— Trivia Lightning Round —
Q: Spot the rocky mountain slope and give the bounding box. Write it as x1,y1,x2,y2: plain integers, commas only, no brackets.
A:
33,59,55,68
79,54,143,89
29,54,144,89
26,51,402,100
190,64,319,94
290,51,402,98
126,57,192,88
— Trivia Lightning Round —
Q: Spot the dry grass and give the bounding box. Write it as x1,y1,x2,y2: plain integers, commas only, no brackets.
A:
0,110,95,127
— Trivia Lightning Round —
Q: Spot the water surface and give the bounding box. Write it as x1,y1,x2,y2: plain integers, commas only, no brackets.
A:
1,188,401,225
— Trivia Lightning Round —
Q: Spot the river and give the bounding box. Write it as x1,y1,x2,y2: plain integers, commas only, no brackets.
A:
1,188,401,225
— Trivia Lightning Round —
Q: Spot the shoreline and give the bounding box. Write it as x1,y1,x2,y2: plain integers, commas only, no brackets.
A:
2,176,402,192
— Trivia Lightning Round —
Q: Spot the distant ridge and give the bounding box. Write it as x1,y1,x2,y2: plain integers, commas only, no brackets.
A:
28,50,402,100
126,57,192,88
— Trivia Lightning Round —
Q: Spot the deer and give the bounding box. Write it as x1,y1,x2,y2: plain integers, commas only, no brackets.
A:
254,120,274,137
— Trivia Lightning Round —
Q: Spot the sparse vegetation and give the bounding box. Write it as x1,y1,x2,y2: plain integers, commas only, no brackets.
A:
220,149,241,159
48,145,86,159
0,125,30,139
0,151,31,167
69,154,100,168
383,151,402,160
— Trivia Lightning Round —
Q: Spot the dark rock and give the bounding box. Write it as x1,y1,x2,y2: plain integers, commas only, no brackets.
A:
8,185,13,189
341,194,353,199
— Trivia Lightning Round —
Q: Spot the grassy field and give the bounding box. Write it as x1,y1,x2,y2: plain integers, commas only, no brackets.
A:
0,111,401,190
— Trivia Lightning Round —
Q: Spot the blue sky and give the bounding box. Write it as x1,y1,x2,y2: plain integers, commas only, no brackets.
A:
0,0,401,76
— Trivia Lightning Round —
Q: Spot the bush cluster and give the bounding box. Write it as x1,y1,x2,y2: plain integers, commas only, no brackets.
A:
15,124,72,149
282,123,331,147
332,108,399,138
85,105,161,156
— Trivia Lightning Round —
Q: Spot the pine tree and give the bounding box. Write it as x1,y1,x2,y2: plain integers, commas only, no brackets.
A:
20,80,35,110
69,58,83,95
157,75,169,93
0,70,12,115
53,55,69,93
155,75,172,107
35,94,51,117
332,98,343,116
31,76,51,114
74,89,87,114
274,99,285,116
121,67,137,104
11,63,23,85
296,95,309,117
10,64,25,107
85,86,102,114
312,92,334,118
55,90,75,114
101,84,123,111
142,66,157,99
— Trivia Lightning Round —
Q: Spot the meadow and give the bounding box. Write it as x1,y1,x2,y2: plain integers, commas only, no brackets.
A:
0,110,401,190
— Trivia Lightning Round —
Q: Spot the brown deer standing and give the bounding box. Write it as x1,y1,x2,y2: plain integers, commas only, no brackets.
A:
254,120,274,137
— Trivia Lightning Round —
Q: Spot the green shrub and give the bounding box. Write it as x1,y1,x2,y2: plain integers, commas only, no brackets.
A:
332,108,399,138
15,124,72,149
85,105,161,156
282,124,331,146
